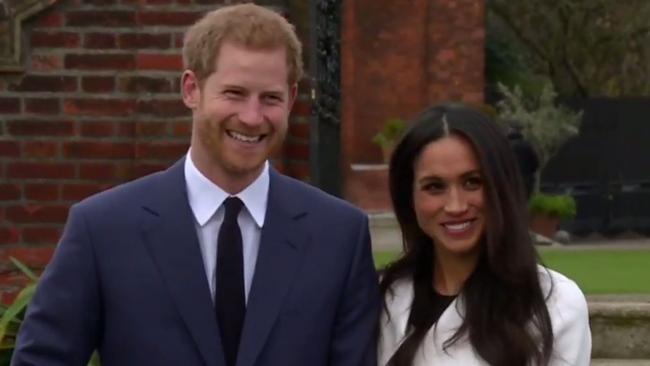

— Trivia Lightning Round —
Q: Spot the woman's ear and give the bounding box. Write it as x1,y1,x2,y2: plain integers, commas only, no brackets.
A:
181,70,200,109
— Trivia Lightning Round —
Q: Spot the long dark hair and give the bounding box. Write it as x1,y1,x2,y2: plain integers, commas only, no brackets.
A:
380,103,553,366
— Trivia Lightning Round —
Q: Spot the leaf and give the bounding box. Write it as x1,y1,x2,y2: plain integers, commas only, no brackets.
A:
0,284,36,342
9,257,38,282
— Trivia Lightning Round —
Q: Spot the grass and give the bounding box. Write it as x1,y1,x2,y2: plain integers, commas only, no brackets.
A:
373,248,650,294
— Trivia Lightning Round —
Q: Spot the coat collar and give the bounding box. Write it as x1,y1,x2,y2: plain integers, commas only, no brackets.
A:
140,158,223,366
236,168,310,366
379,278,468,366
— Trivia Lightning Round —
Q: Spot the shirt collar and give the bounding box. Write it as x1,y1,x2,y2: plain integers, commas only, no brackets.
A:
184,151,269,228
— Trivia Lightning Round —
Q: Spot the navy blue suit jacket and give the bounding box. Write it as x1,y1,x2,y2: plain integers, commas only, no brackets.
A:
12,158,380,366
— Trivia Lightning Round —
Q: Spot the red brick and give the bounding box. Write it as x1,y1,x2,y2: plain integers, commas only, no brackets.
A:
136,122,168,137
66,11,136,27
0,98,20,113
7,162,75,179
143,0,174,4
118,76,172,93
83,0,118,5
173,33,184,48
22,227,62,245
24,184,59,201
285,161,309,181
137,99,188,117
137,11,202,26
172,76,182,92
116,121,135,137
292,99,312,116
0,141,20,157
25,98,60,114
288,121,310,140
0,247,56,270
284,142,310,161
64,99,136,116
6,205,70,224
80,121,115,137
7,120,75,137
0,227,20,245
65,54,135,71
62,183,108,201
272,160,285,174
135,142,188,159
30,32,81,48
81,76,115,93
84,33,117,49
9,75,76,92
31,54,63,71
172,121,192,137
0,184,20,200
79,162,117,180
64,141,134,159
23,141,59,158
194,0,225,4
33,11,64,28
114,163,135,180
118,33,171,49
136,54,183,71
298,78,312,91
132,163,168,178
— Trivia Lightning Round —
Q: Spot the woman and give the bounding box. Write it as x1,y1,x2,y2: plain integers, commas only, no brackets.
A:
379,103,591,366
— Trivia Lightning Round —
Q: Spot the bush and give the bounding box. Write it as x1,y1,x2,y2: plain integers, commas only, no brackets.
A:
371,118,406,149
528,193,577,220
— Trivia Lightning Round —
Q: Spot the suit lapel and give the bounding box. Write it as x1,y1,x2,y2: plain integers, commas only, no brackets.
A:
140,158,224,366
237,170,309,366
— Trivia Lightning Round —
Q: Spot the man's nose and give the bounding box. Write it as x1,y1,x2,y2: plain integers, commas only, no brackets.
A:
238,98,264,126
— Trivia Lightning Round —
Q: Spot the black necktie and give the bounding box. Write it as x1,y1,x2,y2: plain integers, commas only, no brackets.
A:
216,197,245,366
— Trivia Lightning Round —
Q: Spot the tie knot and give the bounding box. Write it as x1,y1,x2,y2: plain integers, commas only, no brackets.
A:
223,197,243,223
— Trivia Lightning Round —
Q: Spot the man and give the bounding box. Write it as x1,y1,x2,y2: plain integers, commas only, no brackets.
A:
12,4,380,366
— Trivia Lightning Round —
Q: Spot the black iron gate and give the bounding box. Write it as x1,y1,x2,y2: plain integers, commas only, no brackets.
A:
543,98,650,237
309,0,342,197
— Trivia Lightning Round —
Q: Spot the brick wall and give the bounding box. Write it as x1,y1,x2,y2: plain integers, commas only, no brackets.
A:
0,0,312,297
342,0,485,212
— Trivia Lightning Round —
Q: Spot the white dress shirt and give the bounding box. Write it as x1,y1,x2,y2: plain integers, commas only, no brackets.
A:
184,152,268,303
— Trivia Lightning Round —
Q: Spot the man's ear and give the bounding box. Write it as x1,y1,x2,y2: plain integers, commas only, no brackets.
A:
181,70,201,109
288,83,298,110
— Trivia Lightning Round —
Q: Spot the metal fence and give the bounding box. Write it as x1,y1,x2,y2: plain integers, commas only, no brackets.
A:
542,97,650,237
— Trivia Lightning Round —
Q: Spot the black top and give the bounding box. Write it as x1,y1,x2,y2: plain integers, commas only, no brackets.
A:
430,288,457,324
408,283,457,330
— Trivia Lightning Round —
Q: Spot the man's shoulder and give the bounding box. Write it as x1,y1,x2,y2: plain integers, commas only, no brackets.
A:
75,168,167,213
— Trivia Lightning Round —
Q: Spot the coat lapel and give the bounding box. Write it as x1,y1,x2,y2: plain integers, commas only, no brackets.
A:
140,158,224,366
236,170,309,366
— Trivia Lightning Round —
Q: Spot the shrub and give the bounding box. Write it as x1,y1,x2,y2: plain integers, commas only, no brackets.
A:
528,193,577,220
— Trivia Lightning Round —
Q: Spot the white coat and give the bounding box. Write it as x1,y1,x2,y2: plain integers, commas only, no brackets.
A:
379,267,591,366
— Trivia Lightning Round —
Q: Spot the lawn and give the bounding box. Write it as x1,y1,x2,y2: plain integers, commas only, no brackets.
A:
373,248,650,294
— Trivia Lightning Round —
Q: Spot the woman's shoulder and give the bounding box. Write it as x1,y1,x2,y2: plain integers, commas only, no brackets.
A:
379,277,413,365
383,277,414,314
537,265,589,318
538,266,585,298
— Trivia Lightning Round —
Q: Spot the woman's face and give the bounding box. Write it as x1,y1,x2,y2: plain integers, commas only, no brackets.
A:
412,134,486,259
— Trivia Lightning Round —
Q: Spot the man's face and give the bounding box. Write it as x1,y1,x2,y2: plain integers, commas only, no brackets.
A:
183,42,296,188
